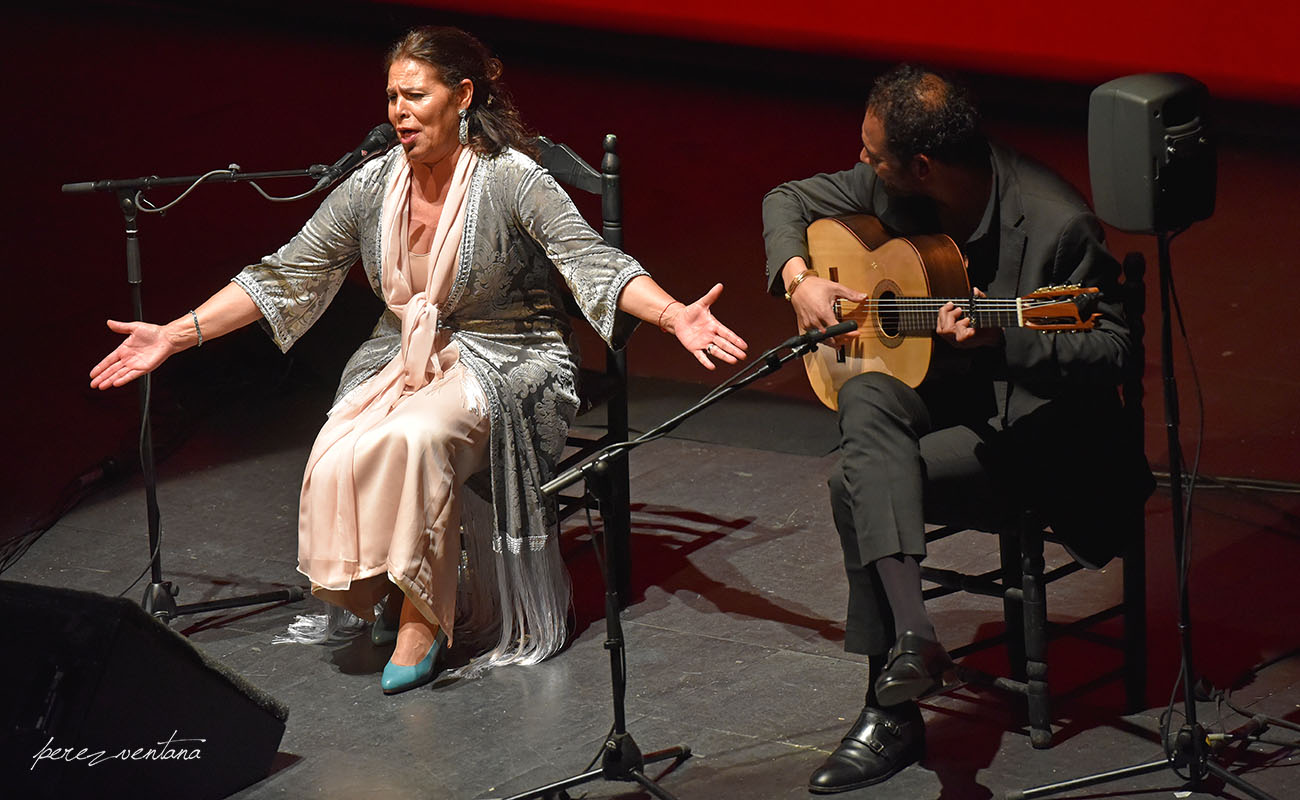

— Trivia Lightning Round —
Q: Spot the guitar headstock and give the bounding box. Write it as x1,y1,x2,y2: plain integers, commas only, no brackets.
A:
1021,285,1102,331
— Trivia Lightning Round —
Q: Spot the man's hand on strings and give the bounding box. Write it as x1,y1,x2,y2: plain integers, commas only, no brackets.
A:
787,269,866,348
936,288,1002,349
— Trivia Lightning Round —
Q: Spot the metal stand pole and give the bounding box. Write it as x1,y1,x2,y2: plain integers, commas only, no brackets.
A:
497,329,842,800
66,166,337,622
1010,232,1281,800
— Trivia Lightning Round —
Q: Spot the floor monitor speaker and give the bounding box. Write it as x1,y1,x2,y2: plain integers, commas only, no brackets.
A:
0,580,288,799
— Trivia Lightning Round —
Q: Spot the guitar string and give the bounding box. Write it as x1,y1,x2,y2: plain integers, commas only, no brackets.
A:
822,328,1085,341
825,296,1087,335
831,299,1057,308
832,298,1075,316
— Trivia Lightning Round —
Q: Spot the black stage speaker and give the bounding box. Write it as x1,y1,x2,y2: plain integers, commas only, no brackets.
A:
0,581,289,799
1088,73,1216,233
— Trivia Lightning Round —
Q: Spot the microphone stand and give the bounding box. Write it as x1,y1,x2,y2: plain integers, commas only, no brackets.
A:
499,328,841,800
1009,232,1284,800
63,163,341,622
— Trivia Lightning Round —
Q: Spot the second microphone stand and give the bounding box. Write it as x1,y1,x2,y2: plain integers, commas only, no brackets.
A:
64,164,343,622
499,329,841,800
1009,233,1284,800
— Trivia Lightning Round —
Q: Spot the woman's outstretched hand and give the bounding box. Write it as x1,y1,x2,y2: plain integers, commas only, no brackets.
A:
669,283,748,370
89,319,179,389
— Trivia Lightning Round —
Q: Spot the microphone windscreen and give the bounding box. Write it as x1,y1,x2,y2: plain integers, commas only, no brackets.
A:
822,320,858,337
366,123,397,150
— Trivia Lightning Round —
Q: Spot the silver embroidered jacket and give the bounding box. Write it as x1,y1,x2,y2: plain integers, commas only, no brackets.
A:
233,146,646,667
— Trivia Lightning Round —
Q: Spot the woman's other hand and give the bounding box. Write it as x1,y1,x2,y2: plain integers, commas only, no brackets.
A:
668,283,748,370
89,319,180,389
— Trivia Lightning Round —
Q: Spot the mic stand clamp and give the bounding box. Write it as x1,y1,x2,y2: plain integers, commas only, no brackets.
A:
504,336,823,800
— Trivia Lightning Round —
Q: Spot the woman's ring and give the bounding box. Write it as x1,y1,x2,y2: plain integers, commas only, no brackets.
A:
706,343,715,354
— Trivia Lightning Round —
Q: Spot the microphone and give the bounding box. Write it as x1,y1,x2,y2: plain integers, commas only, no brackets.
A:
313,124,397,190
781,320,859,349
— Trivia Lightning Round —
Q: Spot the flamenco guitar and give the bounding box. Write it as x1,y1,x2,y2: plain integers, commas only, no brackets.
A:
802,215,1100,411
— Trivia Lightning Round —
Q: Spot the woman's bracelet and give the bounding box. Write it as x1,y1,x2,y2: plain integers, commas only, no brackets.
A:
784,268,817,301
189,309,203,347
657,300,683,332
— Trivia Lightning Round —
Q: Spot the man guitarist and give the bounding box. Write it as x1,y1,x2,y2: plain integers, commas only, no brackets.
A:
762,64,1149,792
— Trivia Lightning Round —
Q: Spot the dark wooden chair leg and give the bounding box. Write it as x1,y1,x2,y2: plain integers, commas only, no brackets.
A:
999,532,1027,681
1019,517,1052,748
1122,525,1147,713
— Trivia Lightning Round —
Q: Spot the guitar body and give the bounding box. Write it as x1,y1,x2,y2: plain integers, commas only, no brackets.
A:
803,215,969,411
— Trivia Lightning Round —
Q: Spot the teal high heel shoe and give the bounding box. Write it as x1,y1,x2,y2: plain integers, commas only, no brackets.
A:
381,629,448,695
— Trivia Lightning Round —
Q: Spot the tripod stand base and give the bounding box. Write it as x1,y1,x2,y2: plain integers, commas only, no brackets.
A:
501,734,691,800
1010,724,1282,800
1009,756,1170,800
143,581,307,622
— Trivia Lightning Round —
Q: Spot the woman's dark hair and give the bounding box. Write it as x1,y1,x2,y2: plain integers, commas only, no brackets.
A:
386,26,537,158
866,64,986,167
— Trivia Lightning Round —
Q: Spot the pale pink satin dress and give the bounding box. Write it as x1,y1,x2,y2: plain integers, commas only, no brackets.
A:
296,149,487,644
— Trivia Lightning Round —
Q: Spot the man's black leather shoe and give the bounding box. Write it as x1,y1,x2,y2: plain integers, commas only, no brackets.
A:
808,702,924,793
874,630,956,707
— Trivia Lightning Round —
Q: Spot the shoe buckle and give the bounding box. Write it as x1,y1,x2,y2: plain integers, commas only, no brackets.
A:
862,734,887,756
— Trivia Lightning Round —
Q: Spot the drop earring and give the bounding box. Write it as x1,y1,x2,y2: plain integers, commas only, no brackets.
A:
457,109,469,146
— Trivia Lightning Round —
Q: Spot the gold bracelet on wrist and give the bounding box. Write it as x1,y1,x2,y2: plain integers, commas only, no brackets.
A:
784,269,817,301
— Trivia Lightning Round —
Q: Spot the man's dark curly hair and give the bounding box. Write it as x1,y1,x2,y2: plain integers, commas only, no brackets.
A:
867,64,986,167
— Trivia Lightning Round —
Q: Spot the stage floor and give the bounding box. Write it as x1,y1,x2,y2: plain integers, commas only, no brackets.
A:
8,376,1300,799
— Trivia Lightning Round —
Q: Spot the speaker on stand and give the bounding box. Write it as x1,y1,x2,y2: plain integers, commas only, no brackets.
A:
1012,74,1288,800
1088,72,1215,234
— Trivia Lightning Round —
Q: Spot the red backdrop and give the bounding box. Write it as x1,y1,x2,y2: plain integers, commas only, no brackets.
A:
395,0,1300,104
3,1,1298,546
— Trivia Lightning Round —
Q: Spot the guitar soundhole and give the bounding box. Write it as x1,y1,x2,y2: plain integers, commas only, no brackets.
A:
877,289,900,338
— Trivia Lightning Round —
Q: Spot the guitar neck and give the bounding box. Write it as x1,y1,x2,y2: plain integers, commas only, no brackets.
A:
841,297,1025,334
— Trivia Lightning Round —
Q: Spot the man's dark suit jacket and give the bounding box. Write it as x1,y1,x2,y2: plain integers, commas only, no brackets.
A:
762,141,1152,566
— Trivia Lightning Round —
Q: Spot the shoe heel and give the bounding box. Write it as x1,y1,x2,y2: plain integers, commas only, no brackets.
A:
372,595,402,646
371,618,398,646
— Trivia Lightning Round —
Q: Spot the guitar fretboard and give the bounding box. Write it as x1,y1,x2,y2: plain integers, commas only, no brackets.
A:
833,297,1025,334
